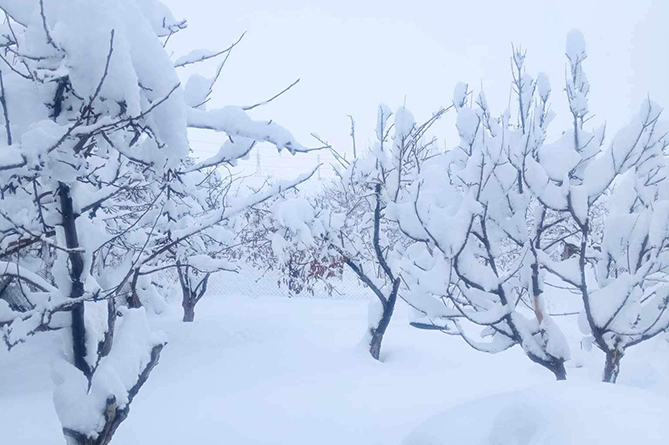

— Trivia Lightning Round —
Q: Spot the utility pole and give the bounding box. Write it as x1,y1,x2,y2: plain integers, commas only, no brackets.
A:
347,115,357,159
255,150,261,176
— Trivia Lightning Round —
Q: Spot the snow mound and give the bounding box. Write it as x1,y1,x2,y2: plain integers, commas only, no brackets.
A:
403,381,669,445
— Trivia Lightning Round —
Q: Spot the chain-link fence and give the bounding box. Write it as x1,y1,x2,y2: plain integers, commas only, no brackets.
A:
206,265,372,300
154,265,373,303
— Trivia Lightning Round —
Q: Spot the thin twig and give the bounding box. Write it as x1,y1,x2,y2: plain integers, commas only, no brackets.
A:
0,70,11,145
39,0,58,50
174,31,246,68
85,29,115,123
243,78,300,111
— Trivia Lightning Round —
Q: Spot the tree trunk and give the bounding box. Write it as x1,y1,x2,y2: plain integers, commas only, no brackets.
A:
179,267,196,322
549,360,567,381
177,265,209,323
182,298,195,322
58,183,91,379
368,280,399,361
127,269,142,309
368,327,384,361
603,349,623,383
526,352,567,381
64,344,165,445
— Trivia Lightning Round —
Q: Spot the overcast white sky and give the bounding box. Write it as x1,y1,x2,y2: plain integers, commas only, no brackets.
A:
162,0,669,179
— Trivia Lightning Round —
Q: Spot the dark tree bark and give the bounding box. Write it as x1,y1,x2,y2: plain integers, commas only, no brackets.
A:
365,184,400,361
541,358,567,381
58,183,91,378
127,268,142,309
182,297,196,322
98,298,116,358
603,349,623,383
63,343,165,445
552,362,567,381
59,183,166,444
368,278,399,361
177,262,210,323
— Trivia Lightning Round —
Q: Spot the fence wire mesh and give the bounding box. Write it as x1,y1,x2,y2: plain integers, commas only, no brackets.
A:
154,265,372,302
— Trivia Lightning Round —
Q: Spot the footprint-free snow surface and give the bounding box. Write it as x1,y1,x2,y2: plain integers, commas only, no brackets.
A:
2,295,669,444
403,381,669,445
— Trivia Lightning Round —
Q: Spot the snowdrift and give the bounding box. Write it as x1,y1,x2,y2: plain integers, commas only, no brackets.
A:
403,381,669,445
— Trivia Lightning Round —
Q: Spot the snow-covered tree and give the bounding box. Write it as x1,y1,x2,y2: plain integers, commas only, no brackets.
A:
101,18,322,322
145,167,316,323
0,0,316,442
118,159,317,321
402,30,669,383
397,75,571,380
0,1,185,442
524,30,669,382
272,105,445,360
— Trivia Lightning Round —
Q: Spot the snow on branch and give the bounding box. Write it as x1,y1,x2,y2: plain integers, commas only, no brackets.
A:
174,31,246,68
187,106,325,154
0,261,59,293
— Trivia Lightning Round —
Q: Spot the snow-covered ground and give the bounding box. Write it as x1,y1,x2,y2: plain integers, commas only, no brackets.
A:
404,381,669,445
2,295,669,444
